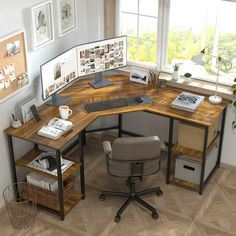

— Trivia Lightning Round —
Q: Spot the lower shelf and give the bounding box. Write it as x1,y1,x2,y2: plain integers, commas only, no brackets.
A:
21,176,81,213
170,176,199,191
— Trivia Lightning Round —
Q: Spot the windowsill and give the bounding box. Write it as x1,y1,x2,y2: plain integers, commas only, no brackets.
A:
115,67,233,101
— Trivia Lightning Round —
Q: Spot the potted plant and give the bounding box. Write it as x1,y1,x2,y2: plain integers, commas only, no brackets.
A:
231,78,236,129
172,63,180,81
184,72,192,82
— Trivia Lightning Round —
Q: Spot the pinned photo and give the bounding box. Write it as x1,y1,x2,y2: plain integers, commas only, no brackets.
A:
6,40,20,56
0,80,4,89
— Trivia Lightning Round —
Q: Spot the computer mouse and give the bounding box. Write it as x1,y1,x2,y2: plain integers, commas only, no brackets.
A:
135,96,144,103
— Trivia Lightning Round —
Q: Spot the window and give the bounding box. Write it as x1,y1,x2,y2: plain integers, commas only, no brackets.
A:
118,0,159,66
117,0,236,84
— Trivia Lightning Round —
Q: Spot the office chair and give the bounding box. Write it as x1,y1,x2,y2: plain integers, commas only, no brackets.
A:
99,136,163,223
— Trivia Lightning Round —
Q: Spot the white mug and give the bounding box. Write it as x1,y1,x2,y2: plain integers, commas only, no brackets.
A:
59,105,72,120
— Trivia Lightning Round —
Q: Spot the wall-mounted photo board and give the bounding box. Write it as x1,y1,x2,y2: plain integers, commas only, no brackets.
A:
0,30,28,103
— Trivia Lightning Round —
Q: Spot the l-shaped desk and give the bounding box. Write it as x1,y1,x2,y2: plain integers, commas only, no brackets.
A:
5,75,228,220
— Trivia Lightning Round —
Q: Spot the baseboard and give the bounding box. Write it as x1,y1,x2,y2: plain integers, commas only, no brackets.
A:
221,162,236,171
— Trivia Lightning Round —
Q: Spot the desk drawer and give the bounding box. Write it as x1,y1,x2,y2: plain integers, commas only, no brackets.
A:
178,120,218,151
175,146,218,185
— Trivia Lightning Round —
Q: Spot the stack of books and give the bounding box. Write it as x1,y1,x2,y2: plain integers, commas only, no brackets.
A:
26,172,58,192
171,92,205,112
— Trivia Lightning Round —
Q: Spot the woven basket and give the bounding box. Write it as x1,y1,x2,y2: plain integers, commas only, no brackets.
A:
22,175,75,211
3,182,38,229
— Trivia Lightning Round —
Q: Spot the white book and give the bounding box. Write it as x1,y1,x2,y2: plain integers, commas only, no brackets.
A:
171,92,205,112
37,118,73,140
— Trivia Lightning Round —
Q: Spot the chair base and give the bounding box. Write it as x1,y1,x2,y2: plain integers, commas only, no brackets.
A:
99,180,163,223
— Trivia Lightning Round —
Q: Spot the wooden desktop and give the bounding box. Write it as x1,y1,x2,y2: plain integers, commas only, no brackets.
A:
4,75,228,220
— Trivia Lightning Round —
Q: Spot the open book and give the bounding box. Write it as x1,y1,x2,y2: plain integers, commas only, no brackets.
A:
37,118,73,140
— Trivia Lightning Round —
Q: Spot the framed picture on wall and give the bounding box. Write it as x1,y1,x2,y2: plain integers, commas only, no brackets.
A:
57,0,77,37
31,0,55,50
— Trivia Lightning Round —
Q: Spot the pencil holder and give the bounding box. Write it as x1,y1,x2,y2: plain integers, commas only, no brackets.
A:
11,119,22,128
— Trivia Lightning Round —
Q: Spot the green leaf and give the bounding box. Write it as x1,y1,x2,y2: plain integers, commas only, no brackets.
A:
233,90,236,95
234,78,236,82
230,100,233,104
233,101,236,107
233,121,235,125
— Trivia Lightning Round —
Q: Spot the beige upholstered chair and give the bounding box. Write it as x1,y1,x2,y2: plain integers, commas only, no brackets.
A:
100,136,163,223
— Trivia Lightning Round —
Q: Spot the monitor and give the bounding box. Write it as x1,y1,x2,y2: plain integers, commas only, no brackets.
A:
40,47,78,106
40,36,127,106
77,35,127,88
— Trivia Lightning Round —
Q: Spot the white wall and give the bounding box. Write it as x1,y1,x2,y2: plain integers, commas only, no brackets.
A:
0,0,88,207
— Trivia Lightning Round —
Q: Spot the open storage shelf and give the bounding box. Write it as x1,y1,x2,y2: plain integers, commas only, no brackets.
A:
170,176,199,191
16,148,81,181
20,175,82,213
172,131,220,159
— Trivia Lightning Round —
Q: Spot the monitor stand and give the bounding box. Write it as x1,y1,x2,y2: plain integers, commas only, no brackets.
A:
88,72,113,89
46,93,70,106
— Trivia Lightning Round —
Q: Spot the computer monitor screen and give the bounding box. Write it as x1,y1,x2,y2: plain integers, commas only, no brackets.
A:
40,36,127,106
77,36,127,84
40,47,78,106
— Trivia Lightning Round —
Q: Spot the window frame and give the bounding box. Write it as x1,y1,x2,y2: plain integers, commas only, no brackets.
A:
115,0,235,86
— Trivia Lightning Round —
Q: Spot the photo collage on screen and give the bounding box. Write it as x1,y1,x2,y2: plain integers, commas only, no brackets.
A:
78,37,125,76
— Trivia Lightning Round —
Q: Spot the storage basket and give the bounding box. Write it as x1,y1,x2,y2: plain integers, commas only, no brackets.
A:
3,182,38,229
22,175,75,211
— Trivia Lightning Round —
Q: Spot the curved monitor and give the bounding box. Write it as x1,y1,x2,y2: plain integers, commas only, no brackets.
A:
40,36,127,106
77,35,127,88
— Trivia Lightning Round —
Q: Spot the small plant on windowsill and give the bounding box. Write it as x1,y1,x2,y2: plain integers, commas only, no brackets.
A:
231,77,236,129
173,63,180,72
172,63,180,81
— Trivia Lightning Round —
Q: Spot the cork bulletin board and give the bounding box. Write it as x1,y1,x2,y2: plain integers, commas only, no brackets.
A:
0,30,28,103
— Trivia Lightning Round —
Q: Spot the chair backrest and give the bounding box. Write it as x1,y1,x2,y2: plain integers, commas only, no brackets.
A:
107,136,161,177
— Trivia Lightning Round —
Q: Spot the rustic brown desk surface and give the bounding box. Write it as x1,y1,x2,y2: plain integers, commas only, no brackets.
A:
4,75,227,150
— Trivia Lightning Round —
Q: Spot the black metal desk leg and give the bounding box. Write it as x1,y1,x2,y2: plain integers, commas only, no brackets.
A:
7,135,18,184
199,127,209,195
217,107,227,167
166,118,174,184
79,132,85,199
82,129,86,146
118,114,122,137
55,150,65,220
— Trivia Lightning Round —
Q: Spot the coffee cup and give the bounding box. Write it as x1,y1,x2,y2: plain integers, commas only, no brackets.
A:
59,105,72,120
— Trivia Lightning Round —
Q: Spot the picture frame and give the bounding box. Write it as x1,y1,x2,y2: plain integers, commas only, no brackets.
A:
130,67,149,85
57,0,77,37
31,0,55,50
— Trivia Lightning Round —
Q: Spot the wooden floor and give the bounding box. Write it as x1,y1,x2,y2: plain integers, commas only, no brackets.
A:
1,135,236,236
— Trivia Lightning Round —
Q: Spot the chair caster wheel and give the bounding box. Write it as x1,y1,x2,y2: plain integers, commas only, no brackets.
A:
114,215,121,223
152,212,159,220
99,194,105,201
156,189,163,196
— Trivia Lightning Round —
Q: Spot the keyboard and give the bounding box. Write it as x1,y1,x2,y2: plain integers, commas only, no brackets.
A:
84,98,129,112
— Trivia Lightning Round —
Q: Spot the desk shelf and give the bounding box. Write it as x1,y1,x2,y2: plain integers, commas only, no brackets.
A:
170,176,199,191
15,148,81,181
172,131,220,159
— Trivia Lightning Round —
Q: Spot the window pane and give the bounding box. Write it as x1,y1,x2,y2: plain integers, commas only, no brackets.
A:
120,13,138,37
139,0,158,17
218,1,236,79
139,16,157,41
127,37,138,61
138,39,157,64
121,0,138,14
167,0,236,83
